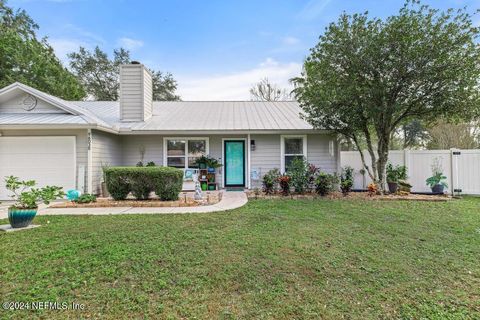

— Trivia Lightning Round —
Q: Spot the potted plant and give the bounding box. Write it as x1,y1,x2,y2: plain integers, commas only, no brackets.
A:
195,155,209,169
426,158,448,194
386,164,407,194
206,156,222,173
4,176,64,228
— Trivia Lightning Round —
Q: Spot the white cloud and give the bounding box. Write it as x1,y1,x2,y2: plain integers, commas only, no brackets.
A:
282,36,300,46
117,37,144,50
48,38,89,63
296,0,332,21
177,58,302,100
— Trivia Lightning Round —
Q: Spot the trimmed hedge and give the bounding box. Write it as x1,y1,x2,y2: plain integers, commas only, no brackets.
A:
104,167,183,201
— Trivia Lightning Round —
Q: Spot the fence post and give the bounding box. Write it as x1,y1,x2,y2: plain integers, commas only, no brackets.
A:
404,149,411,179
450,148,460,196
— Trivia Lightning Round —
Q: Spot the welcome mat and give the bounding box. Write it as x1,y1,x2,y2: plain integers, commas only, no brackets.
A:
225,187,246,192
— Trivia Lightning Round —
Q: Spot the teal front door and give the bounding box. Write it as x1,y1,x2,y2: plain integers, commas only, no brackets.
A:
224,140,245,187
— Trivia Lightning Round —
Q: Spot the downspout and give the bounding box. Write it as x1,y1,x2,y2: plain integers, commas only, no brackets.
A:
247,133,251,189
87,129,93,194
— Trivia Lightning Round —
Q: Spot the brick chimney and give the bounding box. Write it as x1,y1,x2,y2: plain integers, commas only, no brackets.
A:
119,62,153,122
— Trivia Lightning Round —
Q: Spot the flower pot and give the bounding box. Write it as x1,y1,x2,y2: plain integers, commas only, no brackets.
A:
207,167,215,173
201,182,208,191
8,207,38,228
431,184,445,194
208,184,216,191
199,163,207,169
387,182,398,194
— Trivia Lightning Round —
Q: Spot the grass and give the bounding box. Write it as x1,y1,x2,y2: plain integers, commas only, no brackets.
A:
1,197,479,319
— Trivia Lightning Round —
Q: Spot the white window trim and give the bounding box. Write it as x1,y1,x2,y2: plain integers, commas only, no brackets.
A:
163,137,210,169
280,135,307,173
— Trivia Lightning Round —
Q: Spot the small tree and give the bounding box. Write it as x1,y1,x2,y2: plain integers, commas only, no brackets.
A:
250,77,291,101
293,1,480,190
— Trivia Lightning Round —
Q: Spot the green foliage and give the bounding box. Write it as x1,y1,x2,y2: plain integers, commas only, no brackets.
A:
104,167,183,201
315,172,338,196
426,158,448,188
340,166,354,195
75,193,96,204
292,0,480,187
68,46,180,101
287,158,309,194
262,168,280,194
386,164,408,183
4,175,64,209
0,1,85,99
194,155,222,169
426,173,448,188
146,161,156,167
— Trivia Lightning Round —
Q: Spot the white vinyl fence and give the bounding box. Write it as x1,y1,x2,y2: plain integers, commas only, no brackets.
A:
341,149,480,195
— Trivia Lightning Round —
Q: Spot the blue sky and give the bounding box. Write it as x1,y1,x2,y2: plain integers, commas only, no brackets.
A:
9,0,480,100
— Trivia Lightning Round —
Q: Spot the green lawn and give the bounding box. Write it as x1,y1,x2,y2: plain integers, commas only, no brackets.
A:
1,198,479,319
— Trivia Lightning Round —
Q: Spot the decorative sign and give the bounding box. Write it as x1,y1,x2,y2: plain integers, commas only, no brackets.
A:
21,95,37,111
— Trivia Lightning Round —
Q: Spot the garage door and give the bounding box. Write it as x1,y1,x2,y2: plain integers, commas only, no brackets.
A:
0,136,76,200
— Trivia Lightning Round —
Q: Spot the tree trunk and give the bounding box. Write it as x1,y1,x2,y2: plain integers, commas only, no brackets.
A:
376,132,391,193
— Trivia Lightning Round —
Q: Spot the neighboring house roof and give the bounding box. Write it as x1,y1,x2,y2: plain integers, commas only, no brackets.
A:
0,82,319,133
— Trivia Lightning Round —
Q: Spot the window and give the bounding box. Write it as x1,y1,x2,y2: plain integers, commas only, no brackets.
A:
281,135,307,172
165,138,208,169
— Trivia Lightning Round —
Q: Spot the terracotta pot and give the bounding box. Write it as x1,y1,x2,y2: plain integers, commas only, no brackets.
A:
8,207,37,228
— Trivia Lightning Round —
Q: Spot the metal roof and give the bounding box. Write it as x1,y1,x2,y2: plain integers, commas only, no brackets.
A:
0,82,318,132
73,101,314,132
0,113,88,125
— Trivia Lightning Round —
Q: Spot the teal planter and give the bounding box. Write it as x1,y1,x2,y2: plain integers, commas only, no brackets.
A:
8,208,37,228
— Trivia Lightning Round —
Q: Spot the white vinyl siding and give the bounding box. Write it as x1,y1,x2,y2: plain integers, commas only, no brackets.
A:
0,94,67,114
306,134,338,173
119,64,152,121
91,130,122,194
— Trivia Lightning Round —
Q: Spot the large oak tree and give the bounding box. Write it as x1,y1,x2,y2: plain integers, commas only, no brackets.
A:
0,0,85,100
68,47,180,101
293,0,480,189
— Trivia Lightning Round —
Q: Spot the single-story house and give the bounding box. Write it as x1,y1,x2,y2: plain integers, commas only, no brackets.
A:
0,62,340,199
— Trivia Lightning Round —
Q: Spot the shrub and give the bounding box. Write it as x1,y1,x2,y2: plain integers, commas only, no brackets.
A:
278,174,291,196
152,167,184,201
104,168,130,200
315,172,337,196
367,183,378,196
340,166,354,195
75,193,96,204
146,161,156,167
287,158,309,194
262,168,280,194
104,167,183,201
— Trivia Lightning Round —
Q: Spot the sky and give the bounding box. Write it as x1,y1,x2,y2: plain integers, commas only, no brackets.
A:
9,0,480,100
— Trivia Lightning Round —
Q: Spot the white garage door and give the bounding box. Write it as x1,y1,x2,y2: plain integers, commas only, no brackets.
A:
0,136,76,200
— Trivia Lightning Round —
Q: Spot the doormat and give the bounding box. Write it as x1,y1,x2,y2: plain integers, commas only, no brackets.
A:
225,187,245,192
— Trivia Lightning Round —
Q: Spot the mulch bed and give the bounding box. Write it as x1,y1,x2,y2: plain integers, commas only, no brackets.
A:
247,191,452,202
50,192,223,208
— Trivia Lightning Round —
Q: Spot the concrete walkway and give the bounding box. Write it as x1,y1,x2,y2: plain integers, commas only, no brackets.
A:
0,191,248,219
